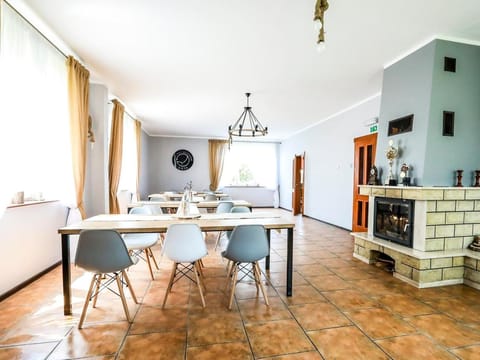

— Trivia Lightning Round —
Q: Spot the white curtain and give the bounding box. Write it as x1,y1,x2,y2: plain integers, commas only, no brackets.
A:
0,2,73,216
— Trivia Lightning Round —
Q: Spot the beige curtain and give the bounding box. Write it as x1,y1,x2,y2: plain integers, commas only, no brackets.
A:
66,56,90,219
108,99,124,214
208,139,228,191
134,119,142,202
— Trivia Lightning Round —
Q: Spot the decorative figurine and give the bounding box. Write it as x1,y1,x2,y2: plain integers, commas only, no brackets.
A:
474,170,480,187
468,235,480,252
455,169,463,187
399,163,411,186
368,165,379,185
385,140,398,185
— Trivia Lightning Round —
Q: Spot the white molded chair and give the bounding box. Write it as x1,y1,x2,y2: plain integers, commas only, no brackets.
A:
222,225,270,310
204,194,217,201
75,229,138,329
214,201,234,250
123,206,160,280
162,224,208,308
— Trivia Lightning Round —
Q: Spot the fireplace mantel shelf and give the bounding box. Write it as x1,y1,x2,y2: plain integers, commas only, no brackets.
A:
359,185,480,201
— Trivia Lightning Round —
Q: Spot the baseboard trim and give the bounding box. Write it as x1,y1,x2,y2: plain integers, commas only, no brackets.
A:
0,261,61,301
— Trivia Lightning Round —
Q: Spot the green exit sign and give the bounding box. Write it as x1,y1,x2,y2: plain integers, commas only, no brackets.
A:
370,125,378,133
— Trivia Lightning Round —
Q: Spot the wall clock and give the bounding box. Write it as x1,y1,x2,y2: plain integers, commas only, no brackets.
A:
172,149,194,171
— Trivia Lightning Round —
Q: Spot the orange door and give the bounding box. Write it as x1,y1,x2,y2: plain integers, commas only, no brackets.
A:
292,153,305,215
352,133,377,232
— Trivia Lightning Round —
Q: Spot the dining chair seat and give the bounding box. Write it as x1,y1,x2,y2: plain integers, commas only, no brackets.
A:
222,224,270,309
75,229,138,329
162,223,208,308
123,206,161,280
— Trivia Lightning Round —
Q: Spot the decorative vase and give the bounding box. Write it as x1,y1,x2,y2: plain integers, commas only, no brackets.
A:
455,170,463,187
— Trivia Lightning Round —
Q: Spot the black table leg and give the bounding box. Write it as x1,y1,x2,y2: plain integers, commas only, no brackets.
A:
61,233,72,315
265,229,271,271
286,228,293,296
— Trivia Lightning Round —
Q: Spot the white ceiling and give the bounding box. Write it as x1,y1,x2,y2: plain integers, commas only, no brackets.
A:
18,0,480,141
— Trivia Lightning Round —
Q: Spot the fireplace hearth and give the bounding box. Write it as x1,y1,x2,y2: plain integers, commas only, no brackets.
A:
374,197,414,248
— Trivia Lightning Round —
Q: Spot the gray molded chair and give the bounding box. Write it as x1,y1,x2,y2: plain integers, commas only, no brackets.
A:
162,224,208,308
214,201,235,250
222,225,270,309
75,229,138,329
123,206,160,280
149,195,168,202
204,194,217,201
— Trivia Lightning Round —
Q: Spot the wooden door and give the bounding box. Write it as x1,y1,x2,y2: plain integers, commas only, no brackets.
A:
352,133,377,232
292,153,305,215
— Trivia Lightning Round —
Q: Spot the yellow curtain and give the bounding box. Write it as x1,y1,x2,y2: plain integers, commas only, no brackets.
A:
208,139,228,191
134,119,142,202
66,56,90,219
108,99,124,214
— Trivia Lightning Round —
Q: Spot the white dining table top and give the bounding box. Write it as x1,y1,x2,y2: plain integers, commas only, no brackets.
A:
58,211,295,235
130,199,251,208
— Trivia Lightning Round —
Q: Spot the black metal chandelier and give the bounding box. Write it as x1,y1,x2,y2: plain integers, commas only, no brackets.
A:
228,93,268,144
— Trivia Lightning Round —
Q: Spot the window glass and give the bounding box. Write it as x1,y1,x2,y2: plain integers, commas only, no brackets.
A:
0,2,73,207
118,113,137,196
220,142,278,188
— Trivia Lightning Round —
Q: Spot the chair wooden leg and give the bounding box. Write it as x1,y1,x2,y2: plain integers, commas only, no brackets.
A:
162,262,177,308
252,262,260,293
144,249,155,280
194,261,206,308
148,247,160,270
228,265,238,310
122,270,138,304
214,232,223,250
92,275,102,308
195,261,206,293
254,262,269,306
116,274,132,323
78,274,97,329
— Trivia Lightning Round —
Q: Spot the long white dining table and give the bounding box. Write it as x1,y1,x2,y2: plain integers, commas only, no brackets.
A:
128,199,252,212
58,212,295,315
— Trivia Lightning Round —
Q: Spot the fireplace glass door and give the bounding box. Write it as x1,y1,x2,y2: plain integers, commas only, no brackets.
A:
374,197,414,247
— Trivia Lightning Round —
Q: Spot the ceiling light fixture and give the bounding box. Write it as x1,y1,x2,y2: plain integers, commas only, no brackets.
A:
228,93,268,145
314,0,329,51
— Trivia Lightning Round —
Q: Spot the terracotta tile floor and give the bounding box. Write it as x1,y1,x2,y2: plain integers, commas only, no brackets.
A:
1,209,480,359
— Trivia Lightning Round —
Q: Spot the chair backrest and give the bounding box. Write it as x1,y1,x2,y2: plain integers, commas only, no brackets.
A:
129,206,153,215
220,195,233,201
230,206,251,213
149,195,167,202
224,225,269,262
216,201,234,214
75,229,133,273
163,224,207,263
204,194,217,201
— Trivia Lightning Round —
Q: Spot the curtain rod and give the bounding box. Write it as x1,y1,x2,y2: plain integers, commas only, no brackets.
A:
4,0,68,59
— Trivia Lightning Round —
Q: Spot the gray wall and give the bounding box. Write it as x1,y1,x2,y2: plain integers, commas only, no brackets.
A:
85,83,109,216
279,95,381,229
424,40,480,186
376,41,435,185
376,39,480,186
145,137,210,196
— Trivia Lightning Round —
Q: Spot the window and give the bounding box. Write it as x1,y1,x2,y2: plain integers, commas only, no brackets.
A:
0,2,73,207
220,142,278,188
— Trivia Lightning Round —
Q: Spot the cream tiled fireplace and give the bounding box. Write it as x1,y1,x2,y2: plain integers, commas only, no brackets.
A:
352,185,480,289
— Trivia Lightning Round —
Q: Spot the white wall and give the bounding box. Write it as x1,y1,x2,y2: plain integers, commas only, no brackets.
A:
0,201,67,295
279,95,381,229
145,137,210,196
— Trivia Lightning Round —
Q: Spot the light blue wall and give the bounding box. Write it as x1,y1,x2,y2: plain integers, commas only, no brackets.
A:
424,40,480,186
145,137,210,195
375,41,435,185
376,39,480,186
279,95,381,229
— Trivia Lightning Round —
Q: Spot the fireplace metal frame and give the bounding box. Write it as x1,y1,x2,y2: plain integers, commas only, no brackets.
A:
373,197,414,247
